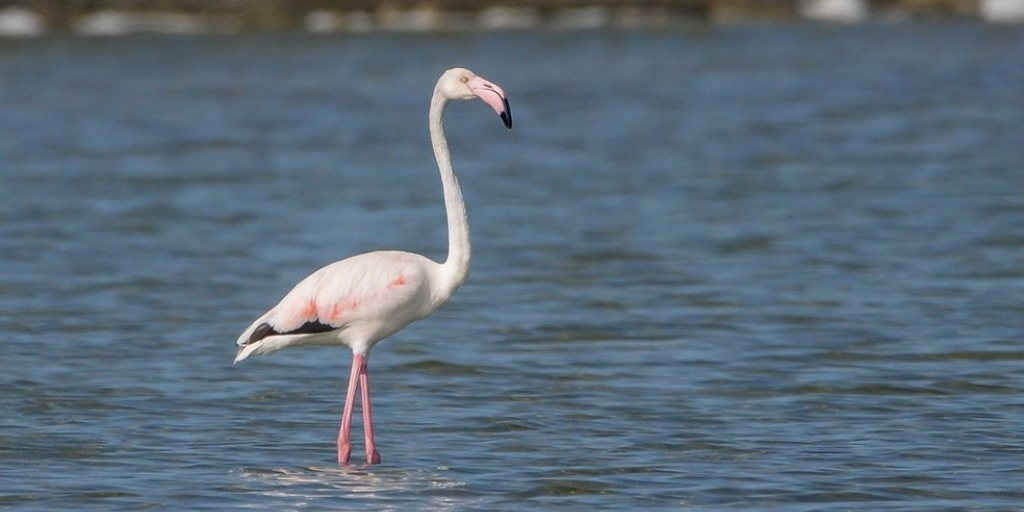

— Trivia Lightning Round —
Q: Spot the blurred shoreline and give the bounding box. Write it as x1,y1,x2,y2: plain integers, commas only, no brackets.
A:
0,0,1022,36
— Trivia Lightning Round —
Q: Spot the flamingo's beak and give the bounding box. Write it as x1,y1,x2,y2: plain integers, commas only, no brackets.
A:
468,76,513,130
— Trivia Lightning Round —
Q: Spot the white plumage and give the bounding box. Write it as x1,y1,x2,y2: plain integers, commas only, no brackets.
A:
233,67,512,466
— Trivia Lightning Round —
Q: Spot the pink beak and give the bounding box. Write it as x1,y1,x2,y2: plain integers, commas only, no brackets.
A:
467,76,513,130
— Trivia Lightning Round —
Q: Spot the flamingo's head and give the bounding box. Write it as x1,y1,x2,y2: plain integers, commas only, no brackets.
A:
438,67,513,130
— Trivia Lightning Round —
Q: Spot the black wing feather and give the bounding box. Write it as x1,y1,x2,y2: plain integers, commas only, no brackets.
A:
245,320,337,346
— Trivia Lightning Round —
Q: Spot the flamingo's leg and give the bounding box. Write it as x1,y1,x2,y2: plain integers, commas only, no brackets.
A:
337,353,362,465
360,359,382,465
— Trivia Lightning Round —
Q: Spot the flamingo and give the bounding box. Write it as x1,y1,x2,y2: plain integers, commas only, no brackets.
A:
233,67,512,466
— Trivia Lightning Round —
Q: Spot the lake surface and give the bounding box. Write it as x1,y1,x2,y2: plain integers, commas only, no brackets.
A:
1,25,1023,510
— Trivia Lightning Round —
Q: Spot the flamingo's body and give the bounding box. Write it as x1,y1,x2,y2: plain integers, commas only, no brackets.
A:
234,68,512,466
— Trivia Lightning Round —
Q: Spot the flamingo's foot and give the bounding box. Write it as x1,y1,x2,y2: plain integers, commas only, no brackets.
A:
337,442,352,466
367,449,381,465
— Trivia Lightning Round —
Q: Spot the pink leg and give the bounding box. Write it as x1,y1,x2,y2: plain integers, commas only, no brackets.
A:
359,360,382,465
337,353,362,465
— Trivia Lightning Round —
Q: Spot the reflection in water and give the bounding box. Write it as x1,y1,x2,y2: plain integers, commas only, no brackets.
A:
237,466,474,510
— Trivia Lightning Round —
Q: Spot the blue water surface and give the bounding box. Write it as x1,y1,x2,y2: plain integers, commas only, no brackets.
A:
1,25,1023,510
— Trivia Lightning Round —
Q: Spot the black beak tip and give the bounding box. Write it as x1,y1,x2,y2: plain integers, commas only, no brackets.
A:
501,97,513,130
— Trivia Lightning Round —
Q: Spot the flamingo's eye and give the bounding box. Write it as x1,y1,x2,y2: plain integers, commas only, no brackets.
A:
460,76,468,84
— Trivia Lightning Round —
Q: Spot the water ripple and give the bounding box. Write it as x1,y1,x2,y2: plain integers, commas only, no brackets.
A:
1,27,1023,511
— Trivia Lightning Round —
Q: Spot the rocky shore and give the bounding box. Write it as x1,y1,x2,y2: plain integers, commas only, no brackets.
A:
0,0,1022,36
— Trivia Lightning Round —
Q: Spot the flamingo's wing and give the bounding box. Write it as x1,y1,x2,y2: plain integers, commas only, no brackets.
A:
235,251,432,360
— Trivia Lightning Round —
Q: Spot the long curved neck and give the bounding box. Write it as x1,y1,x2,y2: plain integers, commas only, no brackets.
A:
429,89,471,298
